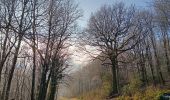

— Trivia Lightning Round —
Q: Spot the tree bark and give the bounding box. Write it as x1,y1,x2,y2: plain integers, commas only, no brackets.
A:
110,57,118,95
47,73,57,100
37,64,49,100
31,0,37,99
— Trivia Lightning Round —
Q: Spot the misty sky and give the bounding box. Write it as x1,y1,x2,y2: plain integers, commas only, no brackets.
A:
76,0,151,27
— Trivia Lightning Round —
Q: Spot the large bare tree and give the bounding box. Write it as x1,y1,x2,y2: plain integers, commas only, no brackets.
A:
83,3,143,96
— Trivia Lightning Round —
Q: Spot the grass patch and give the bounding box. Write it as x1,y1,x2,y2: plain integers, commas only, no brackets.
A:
117,86,170,100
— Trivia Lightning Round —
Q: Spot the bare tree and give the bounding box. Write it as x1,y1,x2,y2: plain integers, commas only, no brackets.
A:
34,0,81,100
0,0,17,83
4,0,32,100
83,3,144,96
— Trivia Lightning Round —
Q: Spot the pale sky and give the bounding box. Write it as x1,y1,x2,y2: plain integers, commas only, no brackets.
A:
76,0,151,27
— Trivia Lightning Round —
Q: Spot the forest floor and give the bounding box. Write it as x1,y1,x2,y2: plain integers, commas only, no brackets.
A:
59,97,79,100
59,97,116,100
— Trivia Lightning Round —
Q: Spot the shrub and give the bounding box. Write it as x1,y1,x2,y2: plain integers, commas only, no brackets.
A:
117,86,170,100
122,76,142,96
143,86,162,100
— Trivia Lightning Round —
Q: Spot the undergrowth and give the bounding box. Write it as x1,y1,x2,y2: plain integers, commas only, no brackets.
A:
77,75,170,100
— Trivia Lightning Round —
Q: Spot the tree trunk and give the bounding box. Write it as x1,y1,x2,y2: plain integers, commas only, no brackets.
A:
37,64,50,100
110,57,118,95
37,71,46,100
31,0,36,98
47,73,57,100
140,50,148,86
147,47,156,85
0,24,10,83
31,47,36,100
150,31,165,84
1,60,9,100
5,37,22,100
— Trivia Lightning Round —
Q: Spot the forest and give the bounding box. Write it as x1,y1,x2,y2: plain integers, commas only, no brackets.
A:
0,0,170,100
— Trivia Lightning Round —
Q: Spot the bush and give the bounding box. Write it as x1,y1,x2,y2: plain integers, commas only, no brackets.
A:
122,76,142,96
117,86,170,100
143,86,162,100
118,75,170,100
